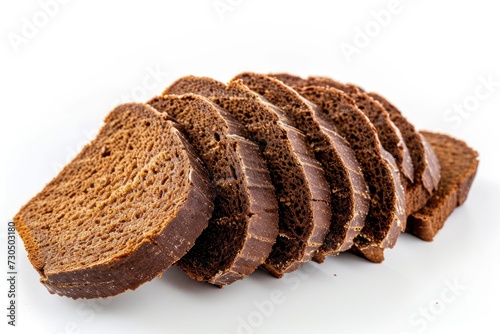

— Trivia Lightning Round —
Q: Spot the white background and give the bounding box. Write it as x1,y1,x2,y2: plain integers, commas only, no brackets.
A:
1,1,499,333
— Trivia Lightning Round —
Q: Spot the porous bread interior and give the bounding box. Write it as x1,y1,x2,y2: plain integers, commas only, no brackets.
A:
15,104,193,276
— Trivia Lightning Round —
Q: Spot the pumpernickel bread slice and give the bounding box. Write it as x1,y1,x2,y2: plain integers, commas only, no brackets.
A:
14,103,215,299
165,76,332,277
407,132,478,241
233,72,369,262
273,74,414,189
367,92,441,216
148,94,278,286
275,80,405,263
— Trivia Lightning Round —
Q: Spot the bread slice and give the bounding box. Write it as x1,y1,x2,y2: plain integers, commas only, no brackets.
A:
233,72,369,262
147,94,278,286
165,76,332,277
273,74,414,189
367,92,441,216
407,132,478,241
14,103,215,299
277,82,405,263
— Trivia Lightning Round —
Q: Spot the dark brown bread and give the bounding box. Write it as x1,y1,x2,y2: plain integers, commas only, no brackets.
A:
233,73,369,262
165,76,332,277
407,132,478,241
273,80,405,263
367,92,441,216
273,74,414,189
147,94,278,286
14,103,215,298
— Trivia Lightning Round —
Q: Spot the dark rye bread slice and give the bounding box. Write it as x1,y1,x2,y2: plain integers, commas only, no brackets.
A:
147,94,278,286
14,103,215,299
367,93,440,215
273,74,414,190
274,80,405,263
233,72,369,262
165,76,332,277
407,132,478,241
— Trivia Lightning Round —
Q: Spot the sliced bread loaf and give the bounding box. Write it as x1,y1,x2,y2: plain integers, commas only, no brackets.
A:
165,76,332,277
233,72,369,262
278,82,405,263
147,94,278,286
367,92,441,216
14,103,215,298
273,75,414,189
407,132,478,241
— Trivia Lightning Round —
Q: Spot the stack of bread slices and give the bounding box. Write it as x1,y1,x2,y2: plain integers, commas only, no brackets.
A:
14,73,479,299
